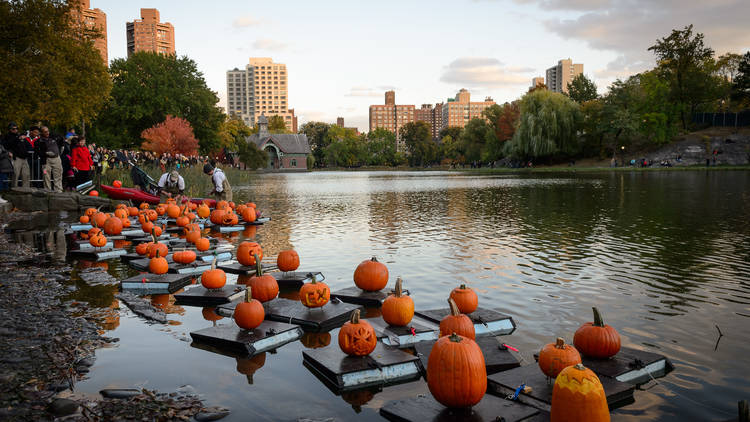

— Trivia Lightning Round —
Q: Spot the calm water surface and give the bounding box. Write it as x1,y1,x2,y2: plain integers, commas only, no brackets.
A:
16,170,750,421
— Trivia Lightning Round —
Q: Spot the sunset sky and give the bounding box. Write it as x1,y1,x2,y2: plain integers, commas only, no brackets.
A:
100,0,750,132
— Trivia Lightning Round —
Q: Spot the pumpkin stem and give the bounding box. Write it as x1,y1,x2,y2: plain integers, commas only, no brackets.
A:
592,307,605,327
254,254,263,276
394,277,403,297
245,286,252,302
573,363,586,371
448,298,461,316
350,309,361,324
211,255,217,271
449,332,462,343
459,284,467,290
371,256,378,262
555,337,566,349
150,228,156,243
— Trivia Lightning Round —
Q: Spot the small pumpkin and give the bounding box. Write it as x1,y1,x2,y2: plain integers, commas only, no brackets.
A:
155,204,167,216
201,257,226,289
221,210,239,226
277,249,300,272
147,242,168,259
139,202,150,210
550,363,610,422
149,250,169,274
216,200,229,210
241,206,256,223
381,277,414,327
338,309,377,357
237,241,263,267
353,256,389,292
120,217,131,228
103,216,123,235
128,206,139,217
248,254,278,302
173,250,197,265
197,203,210,219
84,207,97,217
135,241,152,256
195,237,210,252
166,204,181,219
88,226,102,238
113,208,128,219
176,214,190,227
184,224,201,244
427,332,487,408
141,220,154,234
538,337,582,378
573,307,621,359
151,225,163,237
92,212,108,227
112,179,122,188
79,215,90,224
88,190,98,196
89,233,107,248
210,209,226,224
450,284,478,314
146,209,158,221
234,287,264,330
299,278,330,308
440,298,475,339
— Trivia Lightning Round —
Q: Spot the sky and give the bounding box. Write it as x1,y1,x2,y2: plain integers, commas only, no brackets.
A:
98,0,750,133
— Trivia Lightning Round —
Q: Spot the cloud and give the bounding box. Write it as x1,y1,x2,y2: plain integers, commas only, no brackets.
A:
440,57,533,88
232,15,263,28
513,0,611,10
345,86,383,97
253,39,287,51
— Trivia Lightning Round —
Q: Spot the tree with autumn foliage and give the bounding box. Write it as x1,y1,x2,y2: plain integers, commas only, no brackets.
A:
141,115,199,156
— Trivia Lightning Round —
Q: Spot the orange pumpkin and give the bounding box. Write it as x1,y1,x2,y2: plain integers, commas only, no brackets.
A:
382,277,414,327
155,205,166,216
450,284,478,314
427,333,487,408
139,202,150,210
135,241,152,256
184,224,201,244
151,225,163,237
237,242,263,267
149,250,169,274
276,249,300,272
573,307,621,359
166,204,181,219
92,212,108,228
538,337,582,378
221,211,239,226
201,258,226,289
353,257,389,292
173,250,197,265
210,209,225,224
146,209,158,221
87,226,102,238
197,203,210,219
84,207,97,217
103,216,123,235
299,278,330,308
195,237,210,252
147,242,168,259
79,215,90,224
89,233,107,248
550,364,610,422
241,206,256,223
234,288,264,330
112,180,122,188
113,208,128,219
216,200,229,210
88,190,98,196
128,206,139,217
338,310,377,357
248,254,278,303
120,217,131,228
141,220,154,234
440,298,475,339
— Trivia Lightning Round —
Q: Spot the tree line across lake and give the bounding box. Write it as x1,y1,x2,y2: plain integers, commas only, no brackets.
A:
2,1,748,169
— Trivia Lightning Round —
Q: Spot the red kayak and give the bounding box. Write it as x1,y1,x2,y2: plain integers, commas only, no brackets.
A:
100,185,216,207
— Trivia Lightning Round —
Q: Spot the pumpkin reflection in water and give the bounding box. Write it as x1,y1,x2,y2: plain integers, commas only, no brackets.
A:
278,287,300,301
242,224,257,239
150,294,185,316
202,307,223,326
341,388,375,413
299,332,331,349
100,299,120,331
235,352,266,384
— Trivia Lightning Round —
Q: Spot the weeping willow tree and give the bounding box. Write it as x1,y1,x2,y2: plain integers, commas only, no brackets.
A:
504,89,582,159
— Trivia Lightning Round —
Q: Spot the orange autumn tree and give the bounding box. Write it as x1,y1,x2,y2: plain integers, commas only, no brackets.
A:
141,115,199,155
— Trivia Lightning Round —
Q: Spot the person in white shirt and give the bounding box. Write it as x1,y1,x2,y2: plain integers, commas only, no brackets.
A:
157,170,185,200
203,163,232,201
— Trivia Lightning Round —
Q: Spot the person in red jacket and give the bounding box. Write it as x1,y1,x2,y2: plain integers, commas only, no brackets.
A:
70,136,93,187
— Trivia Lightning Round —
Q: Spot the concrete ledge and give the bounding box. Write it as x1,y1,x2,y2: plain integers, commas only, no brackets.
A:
1,188,113,212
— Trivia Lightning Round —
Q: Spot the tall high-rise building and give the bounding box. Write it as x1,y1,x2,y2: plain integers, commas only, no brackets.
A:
126,8,175,57
531,77,545,89
441,89,496,130
415,103,443,141
226,58,295,132
545,59,583,93
369,91,415,152
69,0,107,65
336,117,345,127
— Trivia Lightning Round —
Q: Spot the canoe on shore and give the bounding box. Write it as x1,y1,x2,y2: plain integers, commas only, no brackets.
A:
99,185,217,207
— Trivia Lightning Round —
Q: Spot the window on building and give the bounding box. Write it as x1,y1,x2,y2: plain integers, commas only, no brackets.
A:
291,159,297,167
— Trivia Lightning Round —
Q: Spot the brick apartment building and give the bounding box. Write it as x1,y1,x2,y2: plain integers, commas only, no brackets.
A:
70,0,108,65
369,91,415,152
545,58,583,94
441,89,496,130
126,8,175,57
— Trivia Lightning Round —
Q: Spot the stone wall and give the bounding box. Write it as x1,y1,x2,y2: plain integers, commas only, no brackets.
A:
1,188,114,213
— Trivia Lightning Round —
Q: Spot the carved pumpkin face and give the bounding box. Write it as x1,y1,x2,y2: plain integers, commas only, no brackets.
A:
427,333,487,409
89,233,107,248
449,284,478,314
353,257,389,292
338,310,377,357
221,211,239,226
538,337,582,378
299,279,330,308
573,307,621,359
551,364,610,422
210,209,225,224
237,242,263,267
439,298,475,339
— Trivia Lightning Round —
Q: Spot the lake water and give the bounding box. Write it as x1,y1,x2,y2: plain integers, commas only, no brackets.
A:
16,170,750,421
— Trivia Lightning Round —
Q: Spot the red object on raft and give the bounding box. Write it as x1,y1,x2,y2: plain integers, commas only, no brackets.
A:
99,185,216,207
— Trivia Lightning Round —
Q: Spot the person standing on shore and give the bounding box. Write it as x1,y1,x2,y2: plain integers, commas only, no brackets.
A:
1,123,20,189
10,125,36,188
71,136,93,187
34,127,63,192
203,163,232,201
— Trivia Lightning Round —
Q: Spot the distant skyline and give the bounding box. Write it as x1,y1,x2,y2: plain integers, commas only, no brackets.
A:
98,0,750,133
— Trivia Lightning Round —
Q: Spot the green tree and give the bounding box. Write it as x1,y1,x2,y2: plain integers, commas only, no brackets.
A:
648,25,724,129
299,121,330,167
438,135,462,164
218,116,252,151
438,126,462,143
505,89,582,159
401,121,435,166
324,125,366,167
268,115,290,133
237,140,268,170
567,74,598,103
731,52,750,107
0,0,111,129
459,118,496,163
366,128,397,166
92,52,224,152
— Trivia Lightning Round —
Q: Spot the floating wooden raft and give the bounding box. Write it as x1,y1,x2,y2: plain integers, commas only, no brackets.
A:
414,336,521,376
73,240,114,250
366,316,438,348
582,347,674,384
119,273,194,295
331,286,411,307
190,321,302,356
302,342,421,392
216,298,362,332
68,248,126,261
487,364,635,412
380,394,546,422
416,307,516,337
174,284,246,307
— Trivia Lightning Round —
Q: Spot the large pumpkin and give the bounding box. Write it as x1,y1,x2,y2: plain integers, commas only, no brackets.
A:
92,212,108,228
166,204,181,219
197,203,210,219
233,288,265,330
353,257,389,292
241,206,256,223
201,258,227,289
210,209,226,224
299,278,330,308
427,333,487,408
450,284,478,314
277,249,300,272
382,277,414,327
248,254,278,303
103,216,123,235
573,307,621,359
221,211,239,226
551,364,610,422
149,250,169,274
440,298,475,339
173,250,197,265
338,310,377,356
237,242,263,267
538,337,582,378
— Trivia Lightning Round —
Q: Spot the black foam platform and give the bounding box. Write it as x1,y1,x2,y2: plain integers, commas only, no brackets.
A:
216,298,362,332
190,321,302,356
331,286,410,307
302,342,421,392
120,273,194,294
366,316,438,348
582,346,674,385
69,248,126,261
487,364,635,412
174,285,246,307
415,336,521,376
73,240,114,250
217,262,278,275
380,394,545,422
270,271,324,288
416,307,516,337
